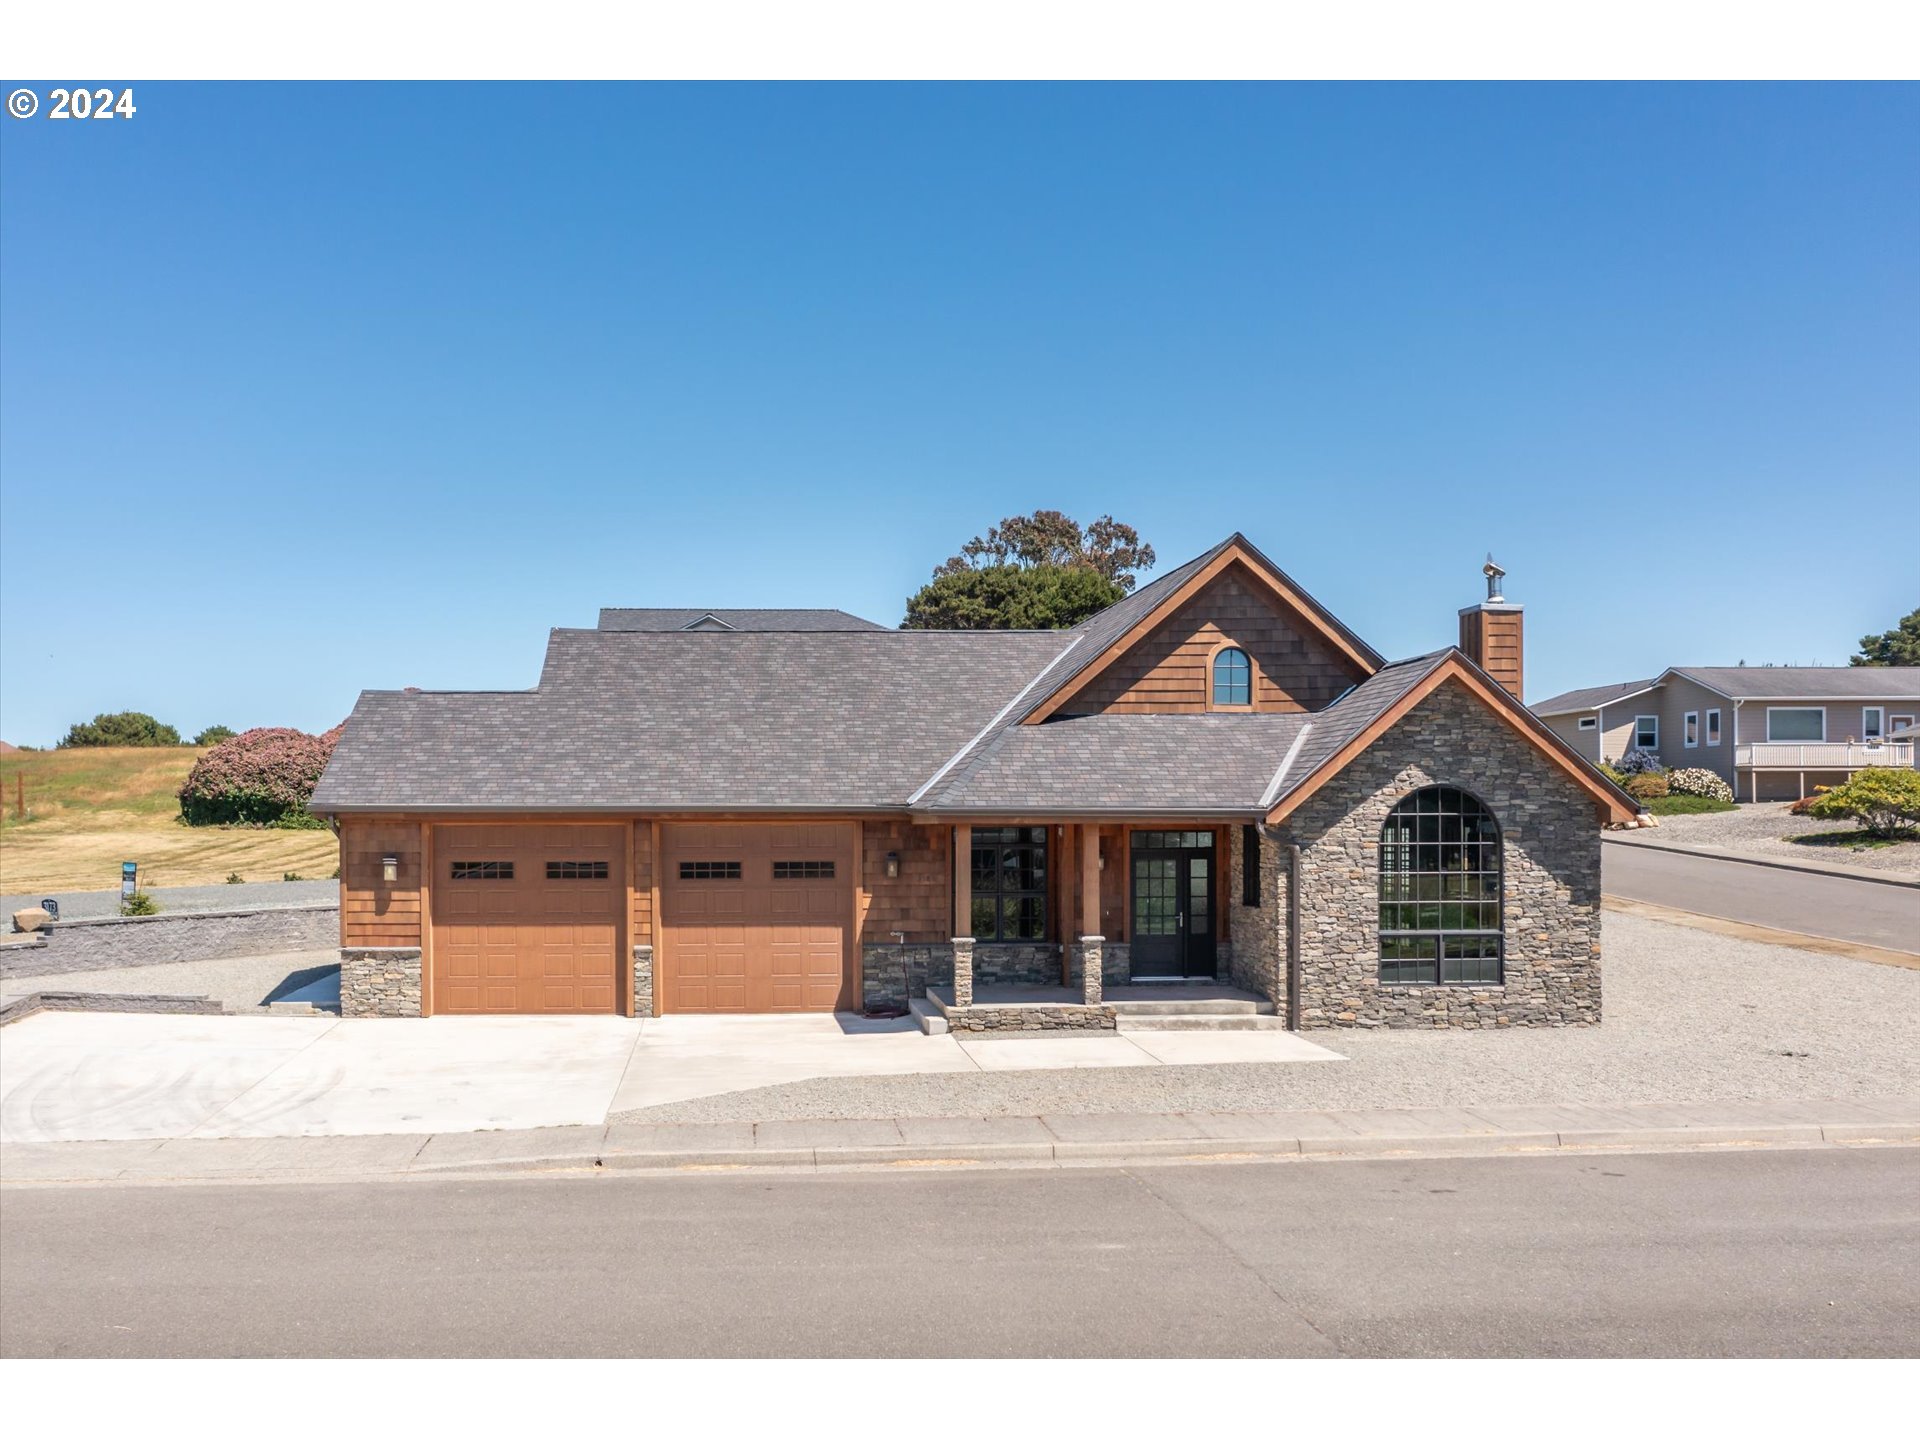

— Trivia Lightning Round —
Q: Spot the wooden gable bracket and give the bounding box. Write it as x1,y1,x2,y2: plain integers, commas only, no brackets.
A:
1023,535,1384,725
1264,654,1641,827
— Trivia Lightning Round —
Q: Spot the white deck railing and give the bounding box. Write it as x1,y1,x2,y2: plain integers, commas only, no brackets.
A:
1735,741,1916,770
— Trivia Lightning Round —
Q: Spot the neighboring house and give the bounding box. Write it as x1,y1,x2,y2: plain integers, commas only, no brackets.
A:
310,535,1635,1031
1533,667,1920,801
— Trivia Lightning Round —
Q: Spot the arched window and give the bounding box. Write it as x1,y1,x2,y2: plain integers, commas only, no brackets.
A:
1378,786,1503,986
1212,646,1251,706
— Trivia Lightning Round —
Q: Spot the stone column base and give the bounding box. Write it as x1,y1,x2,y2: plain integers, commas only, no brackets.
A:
632,944,654,1018
1077,935,1104,1005
340,947,422,1017
951,936,975,1007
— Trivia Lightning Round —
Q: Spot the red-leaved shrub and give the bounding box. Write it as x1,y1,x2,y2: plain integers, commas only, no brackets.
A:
178,724,343,827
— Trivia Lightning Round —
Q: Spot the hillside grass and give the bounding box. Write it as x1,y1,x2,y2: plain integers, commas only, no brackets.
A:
0,746,338,894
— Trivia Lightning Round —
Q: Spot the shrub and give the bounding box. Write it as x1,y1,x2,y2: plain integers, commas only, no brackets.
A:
1647,794,1737,816
193,725,237,747
283,871,304,882
60,711,181,748
1667,767,1735,802
1805,767,1920,839
1614,749,1667,777
1599,763,1629,787
1624,772,1670,801
226,872,244,884
120,891,160,916
177,723,343,827
1788,786,1833,816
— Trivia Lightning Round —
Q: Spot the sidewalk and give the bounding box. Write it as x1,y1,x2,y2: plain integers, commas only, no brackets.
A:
5,1096,1915,1185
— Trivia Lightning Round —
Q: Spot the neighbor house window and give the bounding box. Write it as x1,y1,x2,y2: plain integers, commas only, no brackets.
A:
1633,715,1659,750
450,861,513,881
546,860,609,880
971,827,1047,942
1577,717,1597,731
1862,708,1885,742
1706,709,1721,746
678,861,742,880
1684,712,1699,748
1766,708,1825,743
1893,715,1916,736
1212,647,1252,707
1378,786,1503,987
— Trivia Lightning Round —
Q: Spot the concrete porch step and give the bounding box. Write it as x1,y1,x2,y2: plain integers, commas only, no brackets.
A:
1105,997,1273,1016
1115,1013,1291,1032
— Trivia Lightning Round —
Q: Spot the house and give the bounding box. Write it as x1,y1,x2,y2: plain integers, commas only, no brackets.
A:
309,535,1636,1031
1533,667,1920,802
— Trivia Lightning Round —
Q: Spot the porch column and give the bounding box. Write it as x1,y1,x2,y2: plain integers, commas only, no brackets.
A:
1078,822,1104,1004
952,824,973,1006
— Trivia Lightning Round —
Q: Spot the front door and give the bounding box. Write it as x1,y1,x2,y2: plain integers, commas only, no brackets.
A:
1129,832,1217,980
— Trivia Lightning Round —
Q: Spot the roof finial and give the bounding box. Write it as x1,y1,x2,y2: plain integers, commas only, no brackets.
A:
1482,553,1506,604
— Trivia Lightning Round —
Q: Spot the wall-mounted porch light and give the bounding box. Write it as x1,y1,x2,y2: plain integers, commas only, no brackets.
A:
884,851,900,879
381,854,400,884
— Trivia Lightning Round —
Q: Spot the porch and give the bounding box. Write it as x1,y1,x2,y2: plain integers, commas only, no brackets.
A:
1733,741,1916,801
919,980,1279,1036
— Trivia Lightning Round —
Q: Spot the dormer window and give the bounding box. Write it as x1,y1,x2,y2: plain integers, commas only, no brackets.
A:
1212,647,1252,707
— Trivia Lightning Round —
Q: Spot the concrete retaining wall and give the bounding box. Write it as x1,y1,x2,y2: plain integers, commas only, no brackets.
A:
0,904,339,979
0,991,229,1026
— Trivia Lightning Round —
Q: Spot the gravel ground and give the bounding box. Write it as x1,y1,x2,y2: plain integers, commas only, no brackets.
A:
0,948,339,1012
614,912,1920,1124
1615,802,1920,878
1,879,337,921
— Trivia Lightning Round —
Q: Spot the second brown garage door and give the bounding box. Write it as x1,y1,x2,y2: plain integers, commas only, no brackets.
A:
660,822,853,1013
430,824,623,1014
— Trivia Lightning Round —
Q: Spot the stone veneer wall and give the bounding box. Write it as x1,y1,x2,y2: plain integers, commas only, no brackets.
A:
944,1003,1117,1033
340,946,422,1017
1272,680,1603,1029
860,942,1060,1010
1226,824,1286,1014
632,944,654,1018
1066,940,1131,989
2,904,340,980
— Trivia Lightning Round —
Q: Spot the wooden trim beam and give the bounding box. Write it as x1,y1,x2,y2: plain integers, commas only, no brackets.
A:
1080,822,1100,936
952,823,971,939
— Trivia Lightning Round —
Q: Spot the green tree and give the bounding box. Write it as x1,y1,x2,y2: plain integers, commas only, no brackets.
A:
903,564,1125,631
58,711,182,748
1850,607,1920,667
193,725,238,747
933,510,1155,592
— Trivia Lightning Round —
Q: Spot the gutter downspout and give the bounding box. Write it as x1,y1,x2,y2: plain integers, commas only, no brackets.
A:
1286,842,1302,1032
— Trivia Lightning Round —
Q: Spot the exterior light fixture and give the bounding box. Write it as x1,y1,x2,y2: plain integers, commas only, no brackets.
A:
884,851,900,879
381,854,400,884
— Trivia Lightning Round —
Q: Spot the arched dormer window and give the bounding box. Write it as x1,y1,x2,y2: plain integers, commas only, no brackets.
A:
1378,786,1503,986
1211,646,1252,707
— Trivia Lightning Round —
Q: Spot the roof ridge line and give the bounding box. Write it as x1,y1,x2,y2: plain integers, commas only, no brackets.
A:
1258,721,1315,809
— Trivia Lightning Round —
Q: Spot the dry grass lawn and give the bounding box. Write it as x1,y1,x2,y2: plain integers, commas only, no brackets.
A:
0,747,339,893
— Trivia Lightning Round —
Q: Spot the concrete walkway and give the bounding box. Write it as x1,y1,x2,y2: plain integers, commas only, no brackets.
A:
0,1009,1342,1144
3,1096,1914,1187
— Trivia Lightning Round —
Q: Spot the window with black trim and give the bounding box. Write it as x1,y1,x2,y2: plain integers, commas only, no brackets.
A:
772,860,836,880
1212,647,1252,706
970,827,1047,942
1378,786,1503,986
678,861,742,881
450,861,514,881
1241,824,1261,907
547,860,609,880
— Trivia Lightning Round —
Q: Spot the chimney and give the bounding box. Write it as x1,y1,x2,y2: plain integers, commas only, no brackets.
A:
1458,554,1524,699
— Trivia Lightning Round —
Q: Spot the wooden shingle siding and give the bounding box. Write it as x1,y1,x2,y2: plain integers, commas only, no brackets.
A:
858,819,951,944
1460,608,1523,698
339,819,423,948
629,819,654,949
1069,563,1369,715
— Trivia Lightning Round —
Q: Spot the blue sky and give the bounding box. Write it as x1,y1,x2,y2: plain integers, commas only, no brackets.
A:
2,82,1914,745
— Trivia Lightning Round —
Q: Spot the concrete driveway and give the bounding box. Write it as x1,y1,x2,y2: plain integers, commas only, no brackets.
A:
0,1011,1339,1144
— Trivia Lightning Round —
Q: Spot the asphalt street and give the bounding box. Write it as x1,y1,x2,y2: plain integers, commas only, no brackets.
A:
1602,843,1919,952
3,1147,1914,1357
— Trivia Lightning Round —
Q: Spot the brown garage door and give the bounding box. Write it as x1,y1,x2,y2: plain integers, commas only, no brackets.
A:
660,823,852,1013
431,824,623,1014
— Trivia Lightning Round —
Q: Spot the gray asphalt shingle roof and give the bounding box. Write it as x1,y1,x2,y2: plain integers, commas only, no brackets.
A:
1669,666,1920,700
1530,678,1661,715
313,630,1070,812
597,607,887,632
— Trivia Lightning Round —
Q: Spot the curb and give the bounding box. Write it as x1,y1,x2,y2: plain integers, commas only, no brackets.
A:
1603,833,1920,890
13,1122,1917,1187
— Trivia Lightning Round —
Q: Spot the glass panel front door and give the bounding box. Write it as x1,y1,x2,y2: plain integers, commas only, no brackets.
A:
1129,844,1217,980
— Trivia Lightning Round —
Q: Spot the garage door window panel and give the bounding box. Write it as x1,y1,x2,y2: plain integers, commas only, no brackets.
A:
450,861,514,881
